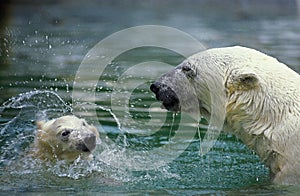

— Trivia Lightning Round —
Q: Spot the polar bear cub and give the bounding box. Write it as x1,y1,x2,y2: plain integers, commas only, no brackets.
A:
34,115,99,162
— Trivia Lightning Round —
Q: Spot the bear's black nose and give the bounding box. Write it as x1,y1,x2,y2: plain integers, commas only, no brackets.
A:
150,81,180,112
150,82,161,94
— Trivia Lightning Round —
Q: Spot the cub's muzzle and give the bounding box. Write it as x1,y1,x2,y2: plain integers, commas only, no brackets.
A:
76,133,97,152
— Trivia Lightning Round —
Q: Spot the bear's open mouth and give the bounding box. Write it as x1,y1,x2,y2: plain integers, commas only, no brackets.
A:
150,82,180,112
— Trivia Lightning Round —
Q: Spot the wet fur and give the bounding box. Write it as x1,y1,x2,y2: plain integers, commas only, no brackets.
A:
151,46,300,184
33,115,99,162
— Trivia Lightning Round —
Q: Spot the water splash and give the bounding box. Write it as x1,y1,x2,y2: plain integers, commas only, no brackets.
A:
96,104,129,147
0,91,113,181
0,90,71,166
96,105,122,132
0,90,72,121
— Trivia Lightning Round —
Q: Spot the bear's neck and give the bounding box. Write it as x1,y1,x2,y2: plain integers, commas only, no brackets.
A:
224,89,293,178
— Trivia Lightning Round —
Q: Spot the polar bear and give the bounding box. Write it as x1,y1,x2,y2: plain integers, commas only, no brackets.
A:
150,46,300,185
33,115,99,162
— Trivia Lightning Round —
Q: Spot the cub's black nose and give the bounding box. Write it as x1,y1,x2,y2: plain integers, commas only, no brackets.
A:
150,82,161,94
77,133,97,152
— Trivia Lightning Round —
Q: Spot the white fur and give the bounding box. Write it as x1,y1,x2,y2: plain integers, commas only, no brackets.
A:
161,46,300,184
34,115,99,162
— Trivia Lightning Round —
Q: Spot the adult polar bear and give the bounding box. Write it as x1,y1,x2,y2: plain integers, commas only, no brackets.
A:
150,46,300,185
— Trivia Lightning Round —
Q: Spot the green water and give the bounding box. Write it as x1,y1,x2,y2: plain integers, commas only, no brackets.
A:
1,1,300,195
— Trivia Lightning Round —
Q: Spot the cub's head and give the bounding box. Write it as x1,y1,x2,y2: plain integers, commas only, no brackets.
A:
34,115,100,162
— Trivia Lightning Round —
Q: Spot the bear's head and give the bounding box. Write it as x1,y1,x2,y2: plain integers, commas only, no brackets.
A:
150,49,227,121
34,115,100,162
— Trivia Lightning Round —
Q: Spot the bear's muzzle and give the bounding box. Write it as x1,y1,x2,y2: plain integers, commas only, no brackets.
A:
150,81,180,112
75,133,97,152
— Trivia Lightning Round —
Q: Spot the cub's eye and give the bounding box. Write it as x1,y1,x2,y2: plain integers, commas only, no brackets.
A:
61,129,72,137
182,65,192,72
82,121,87,126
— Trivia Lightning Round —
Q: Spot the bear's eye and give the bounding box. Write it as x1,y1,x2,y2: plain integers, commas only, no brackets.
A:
61,129,71,137
181,63,196,78
182,65,192,72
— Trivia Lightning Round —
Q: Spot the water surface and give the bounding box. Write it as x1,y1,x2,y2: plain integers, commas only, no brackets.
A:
1,1,300,195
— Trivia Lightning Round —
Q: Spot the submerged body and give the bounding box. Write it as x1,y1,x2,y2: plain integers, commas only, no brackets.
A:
151,46,300,184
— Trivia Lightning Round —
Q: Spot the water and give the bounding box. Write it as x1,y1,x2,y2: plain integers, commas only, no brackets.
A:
1,1,300,195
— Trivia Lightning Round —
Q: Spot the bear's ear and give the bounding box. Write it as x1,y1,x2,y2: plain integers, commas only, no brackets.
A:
226,72,259,92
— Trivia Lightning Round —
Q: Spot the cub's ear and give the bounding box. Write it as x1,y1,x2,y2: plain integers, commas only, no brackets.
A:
226,72,259,92
36,121,45,130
